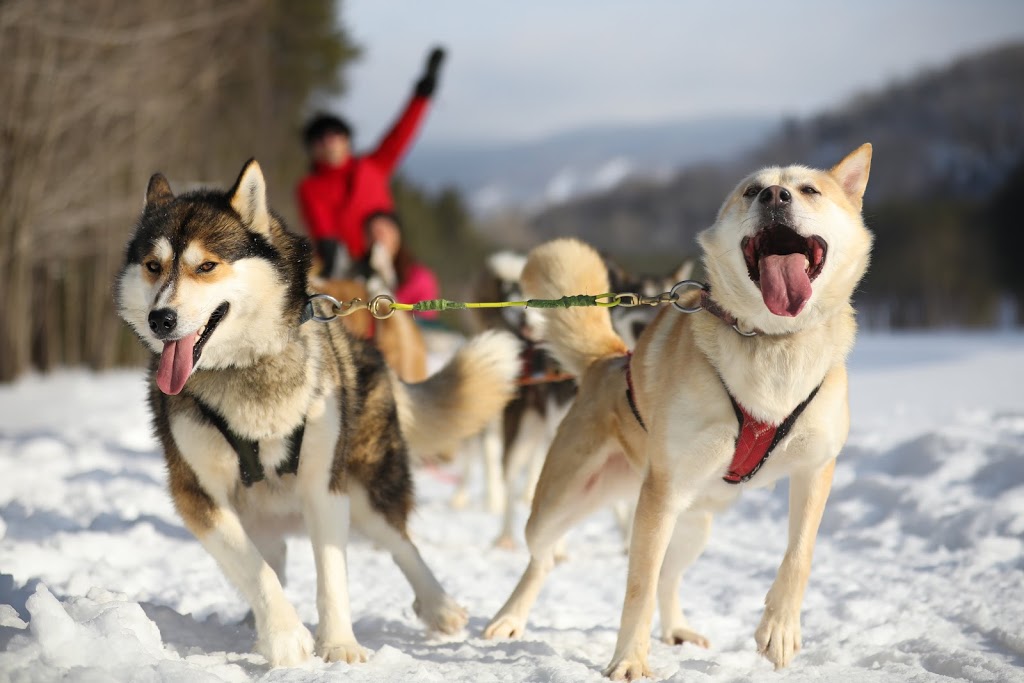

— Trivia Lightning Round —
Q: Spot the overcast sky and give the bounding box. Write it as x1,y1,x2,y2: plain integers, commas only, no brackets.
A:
333,0,1024,147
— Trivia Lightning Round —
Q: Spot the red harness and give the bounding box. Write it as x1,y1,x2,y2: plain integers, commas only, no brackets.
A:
722,385,820,483
624,355,820,484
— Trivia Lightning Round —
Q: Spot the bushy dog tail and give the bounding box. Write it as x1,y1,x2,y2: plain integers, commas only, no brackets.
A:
394,330,521,461
521,238,629,376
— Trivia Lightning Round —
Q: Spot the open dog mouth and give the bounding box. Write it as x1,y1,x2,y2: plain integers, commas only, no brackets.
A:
741,224,827,317
156,302,229,395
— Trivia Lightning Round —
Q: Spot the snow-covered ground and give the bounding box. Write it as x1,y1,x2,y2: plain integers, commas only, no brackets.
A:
1,332,1023,682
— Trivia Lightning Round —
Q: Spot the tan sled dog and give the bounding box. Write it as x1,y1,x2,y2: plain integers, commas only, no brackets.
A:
483,144,874,679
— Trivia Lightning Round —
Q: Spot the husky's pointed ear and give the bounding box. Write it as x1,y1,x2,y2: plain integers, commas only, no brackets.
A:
830,143,872,208
146,174,174,207
229,158,271,236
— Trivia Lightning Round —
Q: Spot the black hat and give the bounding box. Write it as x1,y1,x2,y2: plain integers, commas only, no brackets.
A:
363,210,403,234
302,113,353,148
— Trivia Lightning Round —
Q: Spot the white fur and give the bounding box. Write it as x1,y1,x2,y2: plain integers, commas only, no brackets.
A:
230,161,271,236
487,251,527,285
117,252,294,379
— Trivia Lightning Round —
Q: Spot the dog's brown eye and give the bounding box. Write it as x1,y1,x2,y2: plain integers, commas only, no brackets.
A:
198,261,217,273
145,261,161,274
801,185,820,195
743,185,762,198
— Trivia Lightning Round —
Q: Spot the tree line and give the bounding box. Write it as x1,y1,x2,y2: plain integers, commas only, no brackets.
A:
0,0,358,382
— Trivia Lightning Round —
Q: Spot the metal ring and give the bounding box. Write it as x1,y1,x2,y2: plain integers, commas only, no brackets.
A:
732,324,759,337
670,280,708,314
307,293,341,322
615,293,640,307
368,294,396,320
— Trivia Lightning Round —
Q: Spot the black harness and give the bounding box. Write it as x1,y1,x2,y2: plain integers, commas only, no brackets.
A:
623,353,647,431
193,398,306,487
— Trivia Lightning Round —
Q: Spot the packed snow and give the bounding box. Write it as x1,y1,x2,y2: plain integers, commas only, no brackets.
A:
1,331,1023,682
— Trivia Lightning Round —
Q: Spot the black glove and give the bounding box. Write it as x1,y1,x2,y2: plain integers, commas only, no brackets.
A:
414,46,446,98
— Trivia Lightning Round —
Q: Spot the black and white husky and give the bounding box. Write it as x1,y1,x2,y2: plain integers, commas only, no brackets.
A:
115,159,520,667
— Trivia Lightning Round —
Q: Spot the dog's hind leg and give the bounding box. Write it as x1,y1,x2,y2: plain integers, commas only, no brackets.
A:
613,500,635,552
449,443,474,510
483,421,637,640
494,409,547,549
523,391,571,505
483,418,506,514
658,510,712,648
349,483,469,635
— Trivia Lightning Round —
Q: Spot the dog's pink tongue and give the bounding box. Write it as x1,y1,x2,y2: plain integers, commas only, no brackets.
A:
156,332,198,395
759,254,811,317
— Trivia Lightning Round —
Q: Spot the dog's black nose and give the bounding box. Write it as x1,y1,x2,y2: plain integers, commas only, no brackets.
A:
148,308,177,338
758,185,791,207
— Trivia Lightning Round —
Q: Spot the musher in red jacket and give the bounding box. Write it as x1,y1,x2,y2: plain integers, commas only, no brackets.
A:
298,46,446,274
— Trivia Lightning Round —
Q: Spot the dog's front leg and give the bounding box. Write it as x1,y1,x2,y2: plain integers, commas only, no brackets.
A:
172,415,314,667
197,505,314,667
603,470,684,681
301,488,367,664
755,457,836,669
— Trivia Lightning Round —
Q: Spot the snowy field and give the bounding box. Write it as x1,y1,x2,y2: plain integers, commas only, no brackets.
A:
1,331,1023,682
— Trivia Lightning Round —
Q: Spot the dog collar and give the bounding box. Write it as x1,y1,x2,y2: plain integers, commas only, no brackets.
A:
692,290,765,337
192,396,305,487
698,290,763,337
669,281,763,337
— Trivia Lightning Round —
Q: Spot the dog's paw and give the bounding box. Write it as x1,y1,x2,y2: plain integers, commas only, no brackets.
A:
414,594,468,634
755,606,801,669
602,653,652,681
482,613,525,640
493,534,518,550
317,639,368,664
661,625,710,648
449,490,469,510
258,621,315,667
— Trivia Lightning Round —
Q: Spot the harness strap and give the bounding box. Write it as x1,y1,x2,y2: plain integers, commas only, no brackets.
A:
722,383,821,484
623,353,647,432
193,398,306,487
622,353,820,484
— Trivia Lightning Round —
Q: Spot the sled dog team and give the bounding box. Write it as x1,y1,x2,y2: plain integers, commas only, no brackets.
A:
116,143,874,679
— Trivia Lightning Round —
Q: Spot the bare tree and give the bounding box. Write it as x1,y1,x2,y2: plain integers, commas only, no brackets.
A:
0,0,356,381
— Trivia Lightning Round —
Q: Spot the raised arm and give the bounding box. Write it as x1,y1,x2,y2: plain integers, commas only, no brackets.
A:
369,46,446,174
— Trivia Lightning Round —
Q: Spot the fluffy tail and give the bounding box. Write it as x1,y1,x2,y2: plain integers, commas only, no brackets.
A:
394,330,521,460
520,238,629,376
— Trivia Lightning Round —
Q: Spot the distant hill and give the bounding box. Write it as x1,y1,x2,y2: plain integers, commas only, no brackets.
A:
529,42,1024,259
402,115,776,213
